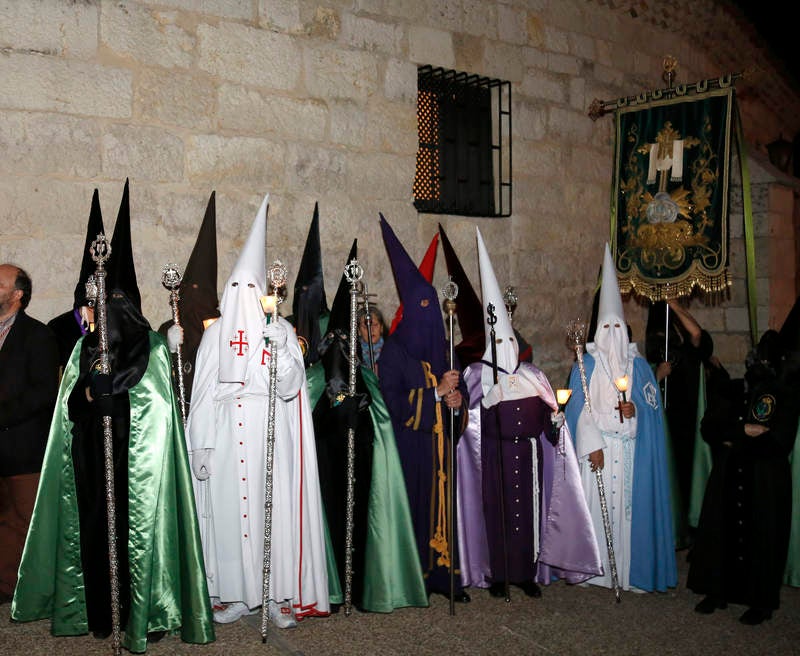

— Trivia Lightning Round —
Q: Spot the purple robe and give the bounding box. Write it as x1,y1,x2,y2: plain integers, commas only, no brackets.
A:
378,335,468,595
457,361,602,587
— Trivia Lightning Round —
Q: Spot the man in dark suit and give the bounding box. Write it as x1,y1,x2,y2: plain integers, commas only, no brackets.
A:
0,263,60,603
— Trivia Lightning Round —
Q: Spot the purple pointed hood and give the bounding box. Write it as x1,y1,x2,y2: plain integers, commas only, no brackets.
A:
380,213,448,374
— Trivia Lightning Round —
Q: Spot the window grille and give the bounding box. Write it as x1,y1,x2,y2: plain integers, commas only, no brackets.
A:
413,65,512,217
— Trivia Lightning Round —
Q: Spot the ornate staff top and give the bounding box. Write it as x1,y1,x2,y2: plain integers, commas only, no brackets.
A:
161,262,183,292
90,233,111,265
84,275,99,307
502,285,517,319
267,260,288,306
441,276,458,302
441,276,458,316
344,257,364,292
566,317,588,350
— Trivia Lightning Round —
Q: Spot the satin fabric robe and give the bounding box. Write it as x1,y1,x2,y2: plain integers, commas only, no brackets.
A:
457,361,602,588
187,316,329,618
566,350,677,592
12,332,215,653
307,364,428,611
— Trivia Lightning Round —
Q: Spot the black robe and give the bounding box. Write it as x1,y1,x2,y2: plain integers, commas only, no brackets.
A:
688,366,798,610
67,290,150,634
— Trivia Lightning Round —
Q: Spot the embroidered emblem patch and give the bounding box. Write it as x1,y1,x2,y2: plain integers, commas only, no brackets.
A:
297,335,309,357
507,374,519,391
642,381,658,409
229,329,249,356
751,394,776,422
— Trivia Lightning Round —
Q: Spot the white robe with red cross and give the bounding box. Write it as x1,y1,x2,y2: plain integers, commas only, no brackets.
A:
187,315,329,618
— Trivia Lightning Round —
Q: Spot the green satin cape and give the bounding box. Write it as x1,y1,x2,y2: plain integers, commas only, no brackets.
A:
11,333,215,652
307,364,428,612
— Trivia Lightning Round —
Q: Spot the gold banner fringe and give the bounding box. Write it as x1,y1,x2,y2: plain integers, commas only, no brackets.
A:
618,270,731,303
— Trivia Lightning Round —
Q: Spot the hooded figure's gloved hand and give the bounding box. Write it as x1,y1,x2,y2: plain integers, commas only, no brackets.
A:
191,448,213,481
167,324,184,354
481,383,504,409
89,372,114,416
263,322,288,350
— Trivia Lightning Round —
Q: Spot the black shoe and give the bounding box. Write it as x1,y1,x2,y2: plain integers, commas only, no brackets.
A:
739,607,772,625
519,581,542,598
432,589,471,603
450,590,471,603
488,582,506,598
694,596,727,614
147,631,166,643
92,629,112,639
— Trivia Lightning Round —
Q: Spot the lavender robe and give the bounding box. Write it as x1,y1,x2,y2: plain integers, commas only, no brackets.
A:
457,361,602,587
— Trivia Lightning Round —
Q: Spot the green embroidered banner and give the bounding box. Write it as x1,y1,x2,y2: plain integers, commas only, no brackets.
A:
611,87,735,301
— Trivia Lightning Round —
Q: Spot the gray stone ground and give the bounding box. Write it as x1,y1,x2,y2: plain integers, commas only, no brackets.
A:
3,555,799,656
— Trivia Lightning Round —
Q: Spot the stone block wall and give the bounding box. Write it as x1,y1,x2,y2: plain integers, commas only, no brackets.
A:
1,0,798,384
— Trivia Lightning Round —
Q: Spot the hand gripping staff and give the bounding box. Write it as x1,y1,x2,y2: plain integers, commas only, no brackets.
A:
441,277,459,616
86,234,123,656
487,303,511,603
161,263,187,424
261,260,288,642
566,318,621,603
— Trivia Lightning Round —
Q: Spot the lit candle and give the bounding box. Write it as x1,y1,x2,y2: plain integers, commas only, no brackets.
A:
614,375,629,423
202,317,218,330
550,388,572,444
614,376,629,402
260,294,277,317
555,389,572,407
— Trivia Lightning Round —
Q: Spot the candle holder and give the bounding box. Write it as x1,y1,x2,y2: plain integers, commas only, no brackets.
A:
550,388,572,443
614,375,629,423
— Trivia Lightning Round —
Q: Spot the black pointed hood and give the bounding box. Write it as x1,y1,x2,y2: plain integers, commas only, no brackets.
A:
292,202,328,365
779,294,800,356
158,191,220,401
81,178,150,393
74,189,105,308
106,178,141,312
317,239,366,406
323,238,358,349
778,294,800,386
438,223,484,367
180,191,219,323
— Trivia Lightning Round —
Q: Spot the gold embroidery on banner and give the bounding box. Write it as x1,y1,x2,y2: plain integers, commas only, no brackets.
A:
618,115,729,301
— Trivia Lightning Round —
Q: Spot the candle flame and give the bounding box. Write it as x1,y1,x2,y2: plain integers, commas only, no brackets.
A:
260,294,277,315
202,317,218,330
556,389,572,406
614,375,629,393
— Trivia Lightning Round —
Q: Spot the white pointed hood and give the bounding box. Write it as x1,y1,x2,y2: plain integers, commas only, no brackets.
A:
218,194,269,383
477,227,518,374
592,242,629,380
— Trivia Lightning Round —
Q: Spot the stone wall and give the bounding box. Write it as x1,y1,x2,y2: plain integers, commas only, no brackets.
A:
1,0,798,384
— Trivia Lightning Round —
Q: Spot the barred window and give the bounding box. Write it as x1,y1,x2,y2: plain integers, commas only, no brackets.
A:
413,65,512,217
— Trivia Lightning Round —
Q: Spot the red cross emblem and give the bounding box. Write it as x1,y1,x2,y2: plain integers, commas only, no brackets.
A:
230,330,249,356
261,348,271,366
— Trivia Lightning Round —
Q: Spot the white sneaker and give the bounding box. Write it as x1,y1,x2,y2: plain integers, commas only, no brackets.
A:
213,601,251,624
268,600,298,629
